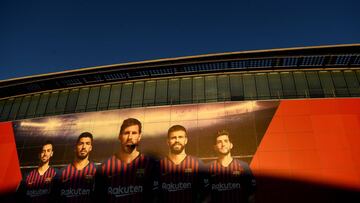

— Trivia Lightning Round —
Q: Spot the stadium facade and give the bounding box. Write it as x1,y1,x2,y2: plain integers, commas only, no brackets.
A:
1,44,360,202
1,44,360,121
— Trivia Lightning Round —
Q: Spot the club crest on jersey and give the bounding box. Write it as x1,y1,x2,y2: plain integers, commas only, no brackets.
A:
184,168,193,173
45,177,53,183
136,168,145,177
85,174,94,180
232,170,241,176
62,178,70,183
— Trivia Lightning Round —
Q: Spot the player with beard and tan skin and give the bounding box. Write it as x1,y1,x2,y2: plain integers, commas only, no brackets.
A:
96,118,158,203
18,141,57,203
159,125,207,203
57,132,97,203
208,130,256,203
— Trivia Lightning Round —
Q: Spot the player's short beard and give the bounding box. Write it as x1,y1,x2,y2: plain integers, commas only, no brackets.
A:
40,156,50,165
217,149,230,156
77,150,89,160
123,143,138,154
170,143,185,154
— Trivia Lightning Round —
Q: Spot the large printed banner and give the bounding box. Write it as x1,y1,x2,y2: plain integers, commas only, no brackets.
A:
14,101,277,170
1,99,360,202
10,101,278,202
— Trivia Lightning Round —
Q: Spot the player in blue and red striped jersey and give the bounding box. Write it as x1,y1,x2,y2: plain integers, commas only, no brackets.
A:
208,130,256,203
57,132,97,203
159,125,207,203
18,140,57,203
96,118,158,203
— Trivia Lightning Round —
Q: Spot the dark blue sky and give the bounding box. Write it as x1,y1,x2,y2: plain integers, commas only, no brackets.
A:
0,0,359,80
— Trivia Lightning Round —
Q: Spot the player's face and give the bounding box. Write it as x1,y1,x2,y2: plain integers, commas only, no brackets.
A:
40,144,53,164
168,130,187,154
76,137,92,160
119,125,141,153
214,135,233,155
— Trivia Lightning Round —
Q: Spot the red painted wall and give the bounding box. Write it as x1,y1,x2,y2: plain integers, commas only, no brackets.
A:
0,122,22,194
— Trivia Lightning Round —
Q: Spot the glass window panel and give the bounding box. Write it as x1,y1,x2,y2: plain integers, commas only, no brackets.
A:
331,71,349,97
293,72,309,98
255,73,270,99
132,82,144,107
217,75,231,101
168,79,180,105
356,70,360,83
319,71,335,97
16,96,31,119
229,74,244,100
65,89,79,113
280,72,297,98
205,76,217,102
0,100,5,116
36,93,50,116
344,70,360,96
86,86,100,111
97,85,111,110
0,99,14,121
143,81,155,106
193,77,205,103
8,97,22,120
120,83,133,108
243,74,257,100
155,80,168,105
55,90,69,114
45,91,59,115
305,72,324,98
268,72,283,98
109,84,122,109
180,78,192,104
26,94,40,118
75,88,89,112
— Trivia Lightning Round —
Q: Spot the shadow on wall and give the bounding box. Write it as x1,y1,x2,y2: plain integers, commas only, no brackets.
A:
1,175,360,203
254,175,360,203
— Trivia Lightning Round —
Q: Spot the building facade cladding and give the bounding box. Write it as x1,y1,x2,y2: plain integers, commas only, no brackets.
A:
1,68,360,122
1,44,360,121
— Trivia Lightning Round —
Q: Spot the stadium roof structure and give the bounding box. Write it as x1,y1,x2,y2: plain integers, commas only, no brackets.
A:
1,44,359,99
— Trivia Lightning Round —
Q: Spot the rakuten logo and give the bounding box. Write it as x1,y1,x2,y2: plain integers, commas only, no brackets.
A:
212,183,241,191
60,188,91,197
26,189,49,197
108,185,143,197
162,182,191,192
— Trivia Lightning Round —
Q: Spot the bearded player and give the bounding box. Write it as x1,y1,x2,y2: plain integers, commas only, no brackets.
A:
18,140,57,203
208,130,256,203
159,125,206,203
57,132,97,202
96,118,158,203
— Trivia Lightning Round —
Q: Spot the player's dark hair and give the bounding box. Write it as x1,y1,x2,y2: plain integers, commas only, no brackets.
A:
214,130,232,144
76,132,93,144
39,140,54,153
167,125,187,138
120,118,142,134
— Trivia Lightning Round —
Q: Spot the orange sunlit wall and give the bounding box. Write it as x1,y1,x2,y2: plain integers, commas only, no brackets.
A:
251,98,360,190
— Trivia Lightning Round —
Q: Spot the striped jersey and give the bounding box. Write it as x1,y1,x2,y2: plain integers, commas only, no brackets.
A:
96,154,158,203
159,155,206,203
208,159,256,203
23,167,57,203
57,162,97,203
